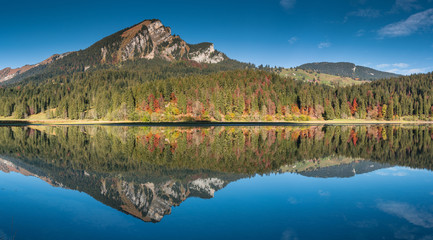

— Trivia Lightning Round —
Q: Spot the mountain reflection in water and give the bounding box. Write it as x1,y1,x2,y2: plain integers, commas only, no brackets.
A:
0,125,432,223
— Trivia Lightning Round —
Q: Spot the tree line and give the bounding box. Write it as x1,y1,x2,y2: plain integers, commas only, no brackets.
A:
0,125,432,174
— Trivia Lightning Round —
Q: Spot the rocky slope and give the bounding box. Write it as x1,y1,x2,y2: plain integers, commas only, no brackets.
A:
0,53,71,83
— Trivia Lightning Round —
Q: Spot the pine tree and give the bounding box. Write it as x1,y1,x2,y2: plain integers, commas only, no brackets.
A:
385,101,394,120
324,101,335,120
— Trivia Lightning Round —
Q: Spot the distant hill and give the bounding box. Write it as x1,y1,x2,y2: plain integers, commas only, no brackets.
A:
298,62,400,81
275,68,367,87
299,160,389,178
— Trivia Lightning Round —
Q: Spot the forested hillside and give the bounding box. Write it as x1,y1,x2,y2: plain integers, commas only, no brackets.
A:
0,61,432,122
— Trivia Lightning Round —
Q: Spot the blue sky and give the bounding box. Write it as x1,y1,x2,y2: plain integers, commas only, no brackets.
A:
1,0,433,74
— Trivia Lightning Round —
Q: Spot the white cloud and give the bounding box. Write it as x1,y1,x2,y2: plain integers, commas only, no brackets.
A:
280,0,296,9
386,67,430,75
377,63,409,69
377,64,391,69
378,8,433,37
375,167,410,176
318,42,331,49
393,63,410,68
376,171,390,176
390,0,422,13
393,172,408,176
376,63,426,75
288,37,298,44
377,201,433,228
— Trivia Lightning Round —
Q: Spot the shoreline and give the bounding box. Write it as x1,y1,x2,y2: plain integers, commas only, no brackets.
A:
1,119,433,126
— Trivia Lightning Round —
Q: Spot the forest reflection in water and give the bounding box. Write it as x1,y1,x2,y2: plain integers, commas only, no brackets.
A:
0,124,432,224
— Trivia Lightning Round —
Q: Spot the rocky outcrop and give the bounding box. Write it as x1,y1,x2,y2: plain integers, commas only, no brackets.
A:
189,43,225,64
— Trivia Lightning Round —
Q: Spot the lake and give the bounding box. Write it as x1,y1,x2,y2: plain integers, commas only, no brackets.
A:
0,125,432,240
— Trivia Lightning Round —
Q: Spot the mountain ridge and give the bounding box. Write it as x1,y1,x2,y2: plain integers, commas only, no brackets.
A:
0,19,228,85
0,52,72,83
298,62,400,81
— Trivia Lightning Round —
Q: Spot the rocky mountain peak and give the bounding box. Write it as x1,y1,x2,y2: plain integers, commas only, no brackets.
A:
100,19,226,64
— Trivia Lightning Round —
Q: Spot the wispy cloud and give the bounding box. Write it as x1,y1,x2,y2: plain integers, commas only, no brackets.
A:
375,166,411,175
390,0,422,13
387,68,430,75
375,171,408,176
377,63,410,69
393,63,410,68
281,230,299,240
377,201,433,228
287,197,298,204
356,29,366,37
377,64,391,68
280,0,296,9
288,37,298,44
347,8,381,18
378,8,433,37
376,63,428,75
318,190,330,196
318,42,331,49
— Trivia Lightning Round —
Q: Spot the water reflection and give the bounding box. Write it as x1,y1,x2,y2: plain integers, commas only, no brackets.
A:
0,125,432,225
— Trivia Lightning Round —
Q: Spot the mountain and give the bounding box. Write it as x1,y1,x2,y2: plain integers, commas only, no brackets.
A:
297,62,400,81
0,53,71,83
1,19,229,85
0,155,243,222
92,19,226,65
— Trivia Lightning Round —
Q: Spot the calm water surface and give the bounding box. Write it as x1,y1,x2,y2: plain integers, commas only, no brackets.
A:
0,125,432,240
